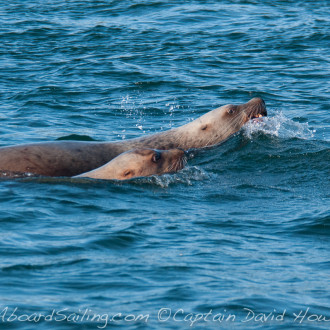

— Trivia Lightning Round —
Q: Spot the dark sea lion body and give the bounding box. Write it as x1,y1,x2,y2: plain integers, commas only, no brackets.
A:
0,98,266,177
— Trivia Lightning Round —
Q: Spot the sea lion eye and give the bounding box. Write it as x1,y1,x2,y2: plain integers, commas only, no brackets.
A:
123,170,131,177
152,151,161,163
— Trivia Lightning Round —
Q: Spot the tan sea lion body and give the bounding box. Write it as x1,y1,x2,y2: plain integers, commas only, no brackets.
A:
0,98,266,177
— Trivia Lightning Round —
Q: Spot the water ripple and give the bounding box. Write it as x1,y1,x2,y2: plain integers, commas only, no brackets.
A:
0,1,329,328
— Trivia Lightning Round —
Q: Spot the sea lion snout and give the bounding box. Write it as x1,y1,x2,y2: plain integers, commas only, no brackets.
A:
242,97,267,120
165,148,187,172
249,97,265,106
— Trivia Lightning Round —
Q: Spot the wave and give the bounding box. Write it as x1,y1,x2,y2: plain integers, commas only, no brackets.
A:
56,134,97,141
131,166,210,188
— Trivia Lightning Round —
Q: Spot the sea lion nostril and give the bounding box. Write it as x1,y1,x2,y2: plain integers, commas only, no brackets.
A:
250,97,265,106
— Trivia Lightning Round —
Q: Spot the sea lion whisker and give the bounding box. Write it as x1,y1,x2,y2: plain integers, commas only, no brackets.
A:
169,161,176,172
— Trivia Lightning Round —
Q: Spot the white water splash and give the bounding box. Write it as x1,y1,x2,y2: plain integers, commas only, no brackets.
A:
242,111,315,140
133,166,209,188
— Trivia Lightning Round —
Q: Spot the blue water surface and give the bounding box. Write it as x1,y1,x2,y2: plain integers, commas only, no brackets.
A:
0,1,329,329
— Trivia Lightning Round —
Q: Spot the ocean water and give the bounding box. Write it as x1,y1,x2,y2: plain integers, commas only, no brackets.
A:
0,1,329,329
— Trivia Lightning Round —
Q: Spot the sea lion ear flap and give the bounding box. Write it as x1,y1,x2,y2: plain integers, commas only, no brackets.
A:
227,105,238,115
152,151,161,163
123,170,132,177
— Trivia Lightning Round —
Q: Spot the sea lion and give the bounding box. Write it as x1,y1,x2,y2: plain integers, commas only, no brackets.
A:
75,148,186,180
0,97,267,177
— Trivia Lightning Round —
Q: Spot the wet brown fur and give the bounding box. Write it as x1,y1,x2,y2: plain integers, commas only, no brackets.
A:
0,98,266,177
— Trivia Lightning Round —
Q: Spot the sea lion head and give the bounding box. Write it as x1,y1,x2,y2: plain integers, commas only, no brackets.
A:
116,148,186,180
187,97,267,148
222,97,267,125
78,148,186,180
